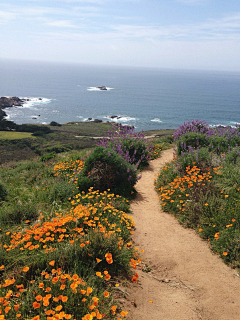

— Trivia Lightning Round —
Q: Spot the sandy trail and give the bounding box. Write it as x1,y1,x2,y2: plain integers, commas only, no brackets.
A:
123,149,240,320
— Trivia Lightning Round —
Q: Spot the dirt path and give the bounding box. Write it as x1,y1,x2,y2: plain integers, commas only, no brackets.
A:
123,149,240,320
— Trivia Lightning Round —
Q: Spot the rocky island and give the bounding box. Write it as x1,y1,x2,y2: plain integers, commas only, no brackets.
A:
96,86,107,90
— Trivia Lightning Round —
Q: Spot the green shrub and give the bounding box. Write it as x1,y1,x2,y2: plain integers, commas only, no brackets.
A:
78,147,138,198
77,176,93,193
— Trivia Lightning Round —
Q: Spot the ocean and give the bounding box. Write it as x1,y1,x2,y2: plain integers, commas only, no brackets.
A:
1,59,240,132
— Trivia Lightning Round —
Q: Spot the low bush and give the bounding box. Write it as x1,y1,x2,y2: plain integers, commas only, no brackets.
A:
78,146,138,198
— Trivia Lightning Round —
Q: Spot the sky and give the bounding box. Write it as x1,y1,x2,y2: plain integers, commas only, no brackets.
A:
1,0,240,71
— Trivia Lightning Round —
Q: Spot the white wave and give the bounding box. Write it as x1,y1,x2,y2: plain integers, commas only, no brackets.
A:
5,113,11,120
2,108,19,118
104,115,136,122
151,118,162,123
21,97,51,108
77,116,83,118
87,87,114,91
209,123,226,127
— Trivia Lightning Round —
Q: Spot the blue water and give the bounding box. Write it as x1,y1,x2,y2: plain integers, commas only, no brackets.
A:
1,59,240,131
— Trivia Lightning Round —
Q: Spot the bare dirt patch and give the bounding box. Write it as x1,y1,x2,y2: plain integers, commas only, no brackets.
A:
122,149,240,320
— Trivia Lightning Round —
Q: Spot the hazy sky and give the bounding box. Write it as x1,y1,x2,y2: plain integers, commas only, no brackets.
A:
1,0,240,71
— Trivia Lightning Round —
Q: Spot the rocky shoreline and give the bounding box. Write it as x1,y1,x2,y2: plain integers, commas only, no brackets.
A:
0,97,133,128
0,97,23,120
0,96,43,121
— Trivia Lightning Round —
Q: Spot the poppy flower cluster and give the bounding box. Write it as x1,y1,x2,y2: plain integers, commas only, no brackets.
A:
54,159,84,179
157,165,219,212
0,263,114,319
1,186,138,319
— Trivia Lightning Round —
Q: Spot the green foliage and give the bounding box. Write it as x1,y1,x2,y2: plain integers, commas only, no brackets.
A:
77,176,93,193
40,151,56,162
78,147,138,198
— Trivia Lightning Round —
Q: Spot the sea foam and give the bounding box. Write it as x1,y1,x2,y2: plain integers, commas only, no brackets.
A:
21,97,52,108
151,118,162,123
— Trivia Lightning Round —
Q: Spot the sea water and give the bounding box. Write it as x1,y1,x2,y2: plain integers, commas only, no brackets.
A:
1,59,240,131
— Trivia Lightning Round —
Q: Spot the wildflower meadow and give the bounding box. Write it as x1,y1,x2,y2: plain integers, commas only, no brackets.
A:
0,124,166,320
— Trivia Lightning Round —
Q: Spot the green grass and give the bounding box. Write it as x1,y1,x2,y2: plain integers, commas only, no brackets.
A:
0,131,34,139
